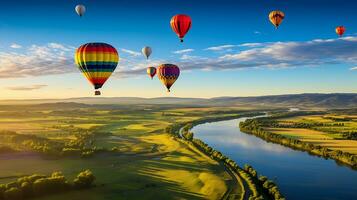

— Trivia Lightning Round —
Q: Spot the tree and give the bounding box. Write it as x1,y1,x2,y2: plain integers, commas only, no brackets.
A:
73,170,95,189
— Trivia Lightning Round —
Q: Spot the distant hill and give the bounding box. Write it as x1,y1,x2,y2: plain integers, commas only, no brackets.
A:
0,93,356,108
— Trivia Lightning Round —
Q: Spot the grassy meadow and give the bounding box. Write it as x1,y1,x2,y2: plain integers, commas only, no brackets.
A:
0,103,247,200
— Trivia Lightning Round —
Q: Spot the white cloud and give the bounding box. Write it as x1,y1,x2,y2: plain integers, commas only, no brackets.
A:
205,44,236,51
173,49,194,54
48,43,73,51
254,31,261,34
0,37,356,80
6,84,47,91
10,43,22,49
64,37,357,78
216,37,357,68
120,48,141,57
238,43,264,47
0,43,74,78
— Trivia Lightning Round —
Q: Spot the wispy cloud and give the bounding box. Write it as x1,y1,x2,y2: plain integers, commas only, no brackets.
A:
6,84,48,91
350,66,357,70
177,37,357,72
120,48,141,57
10,43,22,49
0,43,74,78
205,45,236,51
173,49,194,54
51,37,357,78
254,31,261,34
1,37,356,80
238,43,264,47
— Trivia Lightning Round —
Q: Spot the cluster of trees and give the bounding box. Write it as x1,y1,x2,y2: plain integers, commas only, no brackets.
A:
181,123,194,141
262,120,345,129
178,124,285,200
265,111,357,140
244,165,284,200
323,116,354,122
239,119,357,168
0,170,95,200
165,112,265,138
0,129,115,158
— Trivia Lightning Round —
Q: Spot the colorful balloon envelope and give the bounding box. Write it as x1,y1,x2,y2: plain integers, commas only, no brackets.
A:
336,26,345,37
170,14,192,42
157,64,180,92
142,46,152,59
269,11,285,29
147,67,157,79
75,43,119,95
75,5,86,17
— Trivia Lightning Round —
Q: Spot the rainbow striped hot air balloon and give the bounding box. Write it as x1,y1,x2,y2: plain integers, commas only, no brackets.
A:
157,64,180,92
75,43,119,95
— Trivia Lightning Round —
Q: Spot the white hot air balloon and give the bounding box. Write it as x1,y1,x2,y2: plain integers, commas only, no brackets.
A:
142,46,152,59
75,5,86,17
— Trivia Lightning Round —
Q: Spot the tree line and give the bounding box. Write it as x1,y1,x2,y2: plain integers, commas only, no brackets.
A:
0,130,115,158
180,122,285,200
239,118,357,168
0,170,95,200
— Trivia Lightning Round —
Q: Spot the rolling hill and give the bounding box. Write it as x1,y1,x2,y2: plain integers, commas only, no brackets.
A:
0,93,356,108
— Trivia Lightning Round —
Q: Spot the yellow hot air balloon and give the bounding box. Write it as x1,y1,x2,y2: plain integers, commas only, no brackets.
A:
269,11,285,29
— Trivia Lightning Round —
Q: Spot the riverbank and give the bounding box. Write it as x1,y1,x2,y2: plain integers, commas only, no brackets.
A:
173,112,286,200
239,117,357,169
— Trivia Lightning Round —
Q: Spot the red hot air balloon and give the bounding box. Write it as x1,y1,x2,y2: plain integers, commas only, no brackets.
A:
336,26,345,37
170,14,192,42
147,66,156,79
157,64,180,92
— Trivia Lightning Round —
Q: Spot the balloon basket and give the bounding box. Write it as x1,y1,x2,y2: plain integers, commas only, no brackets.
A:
95,91,101,96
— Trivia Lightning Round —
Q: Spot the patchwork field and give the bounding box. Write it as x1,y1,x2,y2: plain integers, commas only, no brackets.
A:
266,113,357,154
0,104,244,200
267,128,357,154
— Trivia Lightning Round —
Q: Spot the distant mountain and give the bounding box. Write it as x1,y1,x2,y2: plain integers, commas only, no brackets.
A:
209,93,357,108
0,93,356,108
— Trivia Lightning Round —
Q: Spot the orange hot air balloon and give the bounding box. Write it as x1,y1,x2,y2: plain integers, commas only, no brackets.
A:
157,64,180,92
147,66,156,79
269,10,285,29
170,14,192,42
336,26,345,37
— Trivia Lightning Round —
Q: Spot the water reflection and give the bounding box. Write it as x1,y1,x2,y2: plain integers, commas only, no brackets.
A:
192,118,357,200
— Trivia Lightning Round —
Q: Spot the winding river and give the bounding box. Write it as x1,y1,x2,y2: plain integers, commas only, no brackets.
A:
191,117,357,200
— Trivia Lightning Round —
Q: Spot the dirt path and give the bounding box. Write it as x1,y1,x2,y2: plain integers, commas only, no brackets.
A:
221,163,252,200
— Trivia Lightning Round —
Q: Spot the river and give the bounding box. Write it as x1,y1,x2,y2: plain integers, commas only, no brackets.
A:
191,117,357,200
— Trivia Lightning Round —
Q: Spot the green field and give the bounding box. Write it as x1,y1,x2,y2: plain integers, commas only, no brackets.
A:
266,113,357,154
0,104,247,200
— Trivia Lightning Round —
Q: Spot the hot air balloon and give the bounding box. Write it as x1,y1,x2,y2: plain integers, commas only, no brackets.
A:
336,26,345,37
75,4,86,17
157,64,180,92
75,43,119,95
170,14,192,42
142,46,152,59
147,67,156,79
269,11,285,29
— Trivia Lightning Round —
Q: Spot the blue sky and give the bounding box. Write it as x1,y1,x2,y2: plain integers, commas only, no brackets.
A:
0,0,356,98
